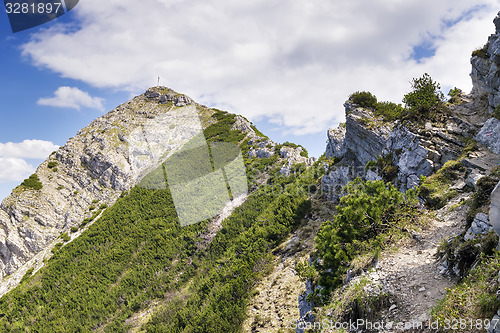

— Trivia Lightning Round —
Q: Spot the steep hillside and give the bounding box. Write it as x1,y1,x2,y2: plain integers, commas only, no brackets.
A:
0,87,316,331
0,10,499,333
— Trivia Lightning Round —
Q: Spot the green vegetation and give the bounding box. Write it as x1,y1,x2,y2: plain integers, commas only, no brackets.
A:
250,124,267,138
47,161,57,169
418,159,466,209
448,87,464,105
374,101,405,121
314,179,421,296
347,74,446,123
472,43,489,59
437,230,498,279
20,268,34,284
465,173,500,227
365,153,398,183
494,105,500,120
322,275,391,326
403,73,445,118
20,174,43,191
60,232,70,242
432,251,500,324
0,168,311,331
0,114,316,332
349,91,377,108
204,110,247,144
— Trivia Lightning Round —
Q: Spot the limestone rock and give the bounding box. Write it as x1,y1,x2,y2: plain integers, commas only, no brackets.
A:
466,171,485,190
476,118,500,155
248,148,273,159
343,101,392,166
387,127,433,191
464,213,493,241
279,146,310,165
174,95,192,107
471,11,500,111
321,101,452,199
230,115,257,139
325,125,346,159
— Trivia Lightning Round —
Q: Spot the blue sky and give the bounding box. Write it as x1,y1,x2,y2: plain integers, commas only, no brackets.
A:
0,1,498,201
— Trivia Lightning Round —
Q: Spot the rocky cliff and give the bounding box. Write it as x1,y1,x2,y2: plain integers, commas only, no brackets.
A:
322,100,475,199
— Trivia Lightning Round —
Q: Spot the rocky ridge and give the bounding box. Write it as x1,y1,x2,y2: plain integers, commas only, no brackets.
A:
322,101,472,200
0,86,306,295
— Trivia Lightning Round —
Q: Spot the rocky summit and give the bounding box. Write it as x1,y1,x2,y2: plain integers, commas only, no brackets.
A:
0,11,499,333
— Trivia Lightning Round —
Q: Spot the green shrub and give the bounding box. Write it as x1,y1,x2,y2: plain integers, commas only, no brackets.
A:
365,153,397,183
47,161,57,169
61,233,70,242
349,91,377,108
315,179,419,292
418,159,466,209
472,44,489,59
448,87,462,97
448,87,464,105
374,101,406,121
70,227,78,233
21,174,43,190
0,159,313,332
403,73,445,118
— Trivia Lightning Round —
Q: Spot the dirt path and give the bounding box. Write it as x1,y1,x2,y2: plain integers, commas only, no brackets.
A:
367,193,471,332
240,191,470,333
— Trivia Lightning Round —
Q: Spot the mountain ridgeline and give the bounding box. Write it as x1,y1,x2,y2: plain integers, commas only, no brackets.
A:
0,11,499,333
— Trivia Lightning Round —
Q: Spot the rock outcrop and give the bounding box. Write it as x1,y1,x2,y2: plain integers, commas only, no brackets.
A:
321,102,467,200
476,117,500,154
470,11,500,112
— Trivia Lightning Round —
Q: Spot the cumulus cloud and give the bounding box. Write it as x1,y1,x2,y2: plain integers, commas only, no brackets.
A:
0,158,35,182
21,0,499,134
0,140,59,159
0,140,59,183
37,86,105,110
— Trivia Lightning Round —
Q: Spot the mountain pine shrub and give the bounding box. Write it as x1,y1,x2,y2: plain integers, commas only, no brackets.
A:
21,174,43,190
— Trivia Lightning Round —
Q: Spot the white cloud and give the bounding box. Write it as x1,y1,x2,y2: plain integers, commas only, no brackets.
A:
0,158,35,182
0,140,59,183
21,0,499,134
37,86,105,111
0,140,59,159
